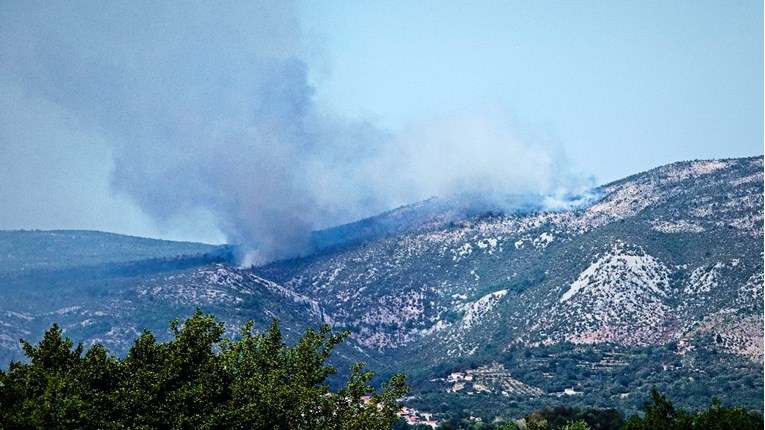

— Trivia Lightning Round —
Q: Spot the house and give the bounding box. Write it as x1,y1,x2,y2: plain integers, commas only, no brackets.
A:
406,415,420,425
564,387,580,395
447,372,465,382
397,404,439,427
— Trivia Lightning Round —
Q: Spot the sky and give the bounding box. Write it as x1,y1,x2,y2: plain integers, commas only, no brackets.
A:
0,1,762,259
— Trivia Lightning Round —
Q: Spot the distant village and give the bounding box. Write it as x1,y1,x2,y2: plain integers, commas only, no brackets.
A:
358,395,441,428
392,363,591,427
396,405,440,428
394,340,707,427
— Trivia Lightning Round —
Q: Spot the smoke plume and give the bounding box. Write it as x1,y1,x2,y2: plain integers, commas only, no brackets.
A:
1,2,592,263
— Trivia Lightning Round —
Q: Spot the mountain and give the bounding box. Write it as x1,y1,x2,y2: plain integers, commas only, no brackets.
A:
256,156,763,412
307,190,599,253
0,231,336,366
0,156,762,417
260,157,762,356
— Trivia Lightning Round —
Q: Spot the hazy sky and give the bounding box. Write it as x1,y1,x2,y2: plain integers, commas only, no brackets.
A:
301,1,763,177
0,1,762,255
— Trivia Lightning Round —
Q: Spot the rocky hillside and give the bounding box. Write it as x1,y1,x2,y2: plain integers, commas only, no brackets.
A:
1,156,762,413
259,156,763,365
0,232,334,365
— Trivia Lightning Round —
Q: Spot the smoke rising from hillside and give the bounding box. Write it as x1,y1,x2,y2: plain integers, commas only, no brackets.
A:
1,2,592,263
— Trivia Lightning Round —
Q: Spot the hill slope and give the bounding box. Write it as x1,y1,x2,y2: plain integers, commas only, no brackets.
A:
256,156,763,412
0,156,762,415
0,232,338,365
260,157,762,359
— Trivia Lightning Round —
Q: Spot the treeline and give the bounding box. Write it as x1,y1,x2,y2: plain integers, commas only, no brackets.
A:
1,312,761,430
414,340,762,415
620,388,763,430
426,388,763,430
0,310,409,429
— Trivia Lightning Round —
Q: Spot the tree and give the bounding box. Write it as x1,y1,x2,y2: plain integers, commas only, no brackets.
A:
562,421,591,430
114,310,229,428
622,387,692,430
0,310,410,429
621,388,764,430
0,323,96,429
691,398,764,430
526,411,549,430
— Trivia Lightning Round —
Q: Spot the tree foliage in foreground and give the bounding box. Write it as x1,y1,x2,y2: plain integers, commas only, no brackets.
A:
519,388,763,430
621,387,763,430
0,310,409,429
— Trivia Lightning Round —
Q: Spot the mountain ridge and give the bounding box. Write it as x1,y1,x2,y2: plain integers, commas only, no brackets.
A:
0,155,762,414
258,156,762,357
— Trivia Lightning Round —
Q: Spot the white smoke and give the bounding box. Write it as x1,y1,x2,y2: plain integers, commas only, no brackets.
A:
1,1,593,263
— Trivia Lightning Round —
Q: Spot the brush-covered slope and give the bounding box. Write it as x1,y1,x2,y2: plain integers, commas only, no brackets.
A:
0,156,761,413
259,157,762,362
0,232,335,365
254,156,763,412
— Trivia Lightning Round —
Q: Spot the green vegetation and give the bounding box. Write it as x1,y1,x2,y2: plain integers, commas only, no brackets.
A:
622,387,763,430
524,407,623,430
0,230,220,275
404,340,762,423
0,310,409,429
421,389,762,430
0,314,761,430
